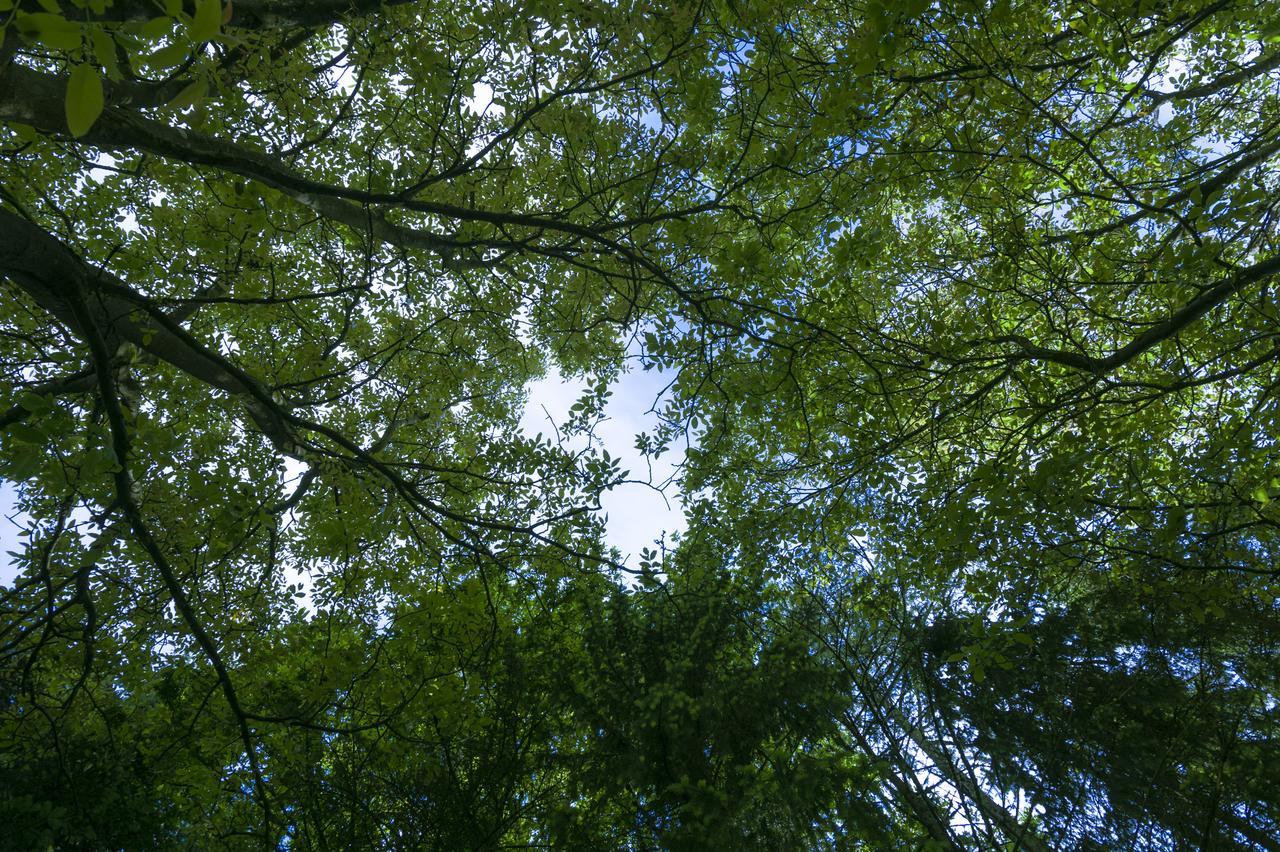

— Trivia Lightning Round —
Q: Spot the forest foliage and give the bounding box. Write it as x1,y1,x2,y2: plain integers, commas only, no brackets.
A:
1,0,1279,847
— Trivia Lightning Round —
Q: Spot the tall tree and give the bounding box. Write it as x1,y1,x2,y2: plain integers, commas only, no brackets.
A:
2,0,1278,847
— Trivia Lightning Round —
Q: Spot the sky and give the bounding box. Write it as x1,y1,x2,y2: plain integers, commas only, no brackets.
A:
519,361,686,565
0,481,24,587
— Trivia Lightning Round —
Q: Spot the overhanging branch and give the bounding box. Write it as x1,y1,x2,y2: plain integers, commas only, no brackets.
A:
996,253,1280,375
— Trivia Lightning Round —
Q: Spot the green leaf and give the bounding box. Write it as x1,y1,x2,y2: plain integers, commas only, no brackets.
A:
146,41,189,70
65,63,104,137
189,0,222,43
9,122,38,142
7,422,44,444
80,446,121,477
138,16,175,40
7,452,40,480
16,392,52,414
91,28,120,80
15,12,81,50
167,78,207,111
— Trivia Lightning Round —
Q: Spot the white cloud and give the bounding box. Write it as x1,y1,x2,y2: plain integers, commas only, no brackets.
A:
0,480,26,587
521,363,685,564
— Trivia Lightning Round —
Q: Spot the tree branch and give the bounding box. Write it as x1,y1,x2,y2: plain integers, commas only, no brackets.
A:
61,255,275,839
997,253,1280,374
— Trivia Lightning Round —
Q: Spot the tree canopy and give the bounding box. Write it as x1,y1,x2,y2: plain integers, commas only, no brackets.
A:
1,0,1278,847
